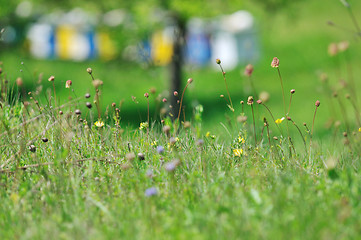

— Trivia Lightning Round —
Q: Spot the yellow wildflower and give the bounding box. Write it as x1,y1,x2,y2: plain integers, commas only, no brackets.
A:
94,120,104,128
139,122,149,130
206,131,210,137
238,136,245,144
151,141,157,146
275,117,285,124
233,148,243,157
359,127,361,132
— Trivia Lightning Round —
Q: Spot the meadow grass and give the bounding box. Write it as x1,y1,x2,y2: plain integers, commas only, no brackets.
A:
1,1,361,239
0,52,360,239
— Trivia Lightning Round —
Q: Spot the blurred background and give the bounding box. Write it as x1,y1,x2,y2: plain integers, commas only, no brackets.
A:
0,0,360,137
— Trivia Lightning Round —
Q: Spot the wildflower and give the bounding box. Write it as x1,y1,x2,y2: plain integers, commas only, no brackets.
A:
42,138,48,143
65,80,72,88
238,136,245,144
237,115,247,123
163,125,171,134
216,58,221,64
164,159,180,172
151,141,157,146
187,78,193,84
162,98,167,102
146,169,154,178
358,127,361,132
157,146,165,154
87,67,92,74
275,117,285,124
16,77,23,87
196,139,204,146
86,102,92,109
92,79,103,88
85,93,91,98
290,89,295,94
144,92,149,98
247,96,254,105
29,144,36,153
271,57,279,68
139,122,149,130
338,41,349,52
145,187,158,197
328,43,338,56
206,131,211,137
48,75,55,82
94,120,104,128
315,100,320,107
233,148,243,157
173,91,178,96
244,64,254,77
138,153,145,161
75,109,81,115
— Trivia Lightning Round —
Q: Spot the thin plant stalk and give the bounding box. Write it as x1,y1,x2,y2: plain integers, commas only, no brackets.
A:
251,104,257,146
177,78,193,123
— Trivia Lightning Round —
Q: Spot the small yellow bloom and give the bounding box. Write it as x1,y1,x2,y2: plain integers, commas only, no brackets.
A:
233,148,243,157
139,122,149,130
359,127,361,132
94,120,104,128
151,141,157,146
238,136,245,144
206,131,210,137
275,117,285,124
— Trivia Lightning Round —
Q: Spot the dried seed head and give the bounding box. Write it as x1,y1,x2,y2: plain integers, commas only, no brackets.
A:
315,100,320,107
75,109,81,115
244,64,254,77
59,110,63,115
290,89,295,94
343,132,348,137
138,153,145,161
328,43,338,56
86,102,92,109
29,144,36,152
48,76,55,82
216,58,221,64
287,116,292,121
273,136,278,140
247,96,254,105
271,57,279,68
87,68,92,74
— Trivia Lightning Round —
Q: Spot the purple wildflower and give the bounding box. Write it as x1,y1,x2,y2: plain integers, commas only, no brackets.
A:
145,187,157,197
